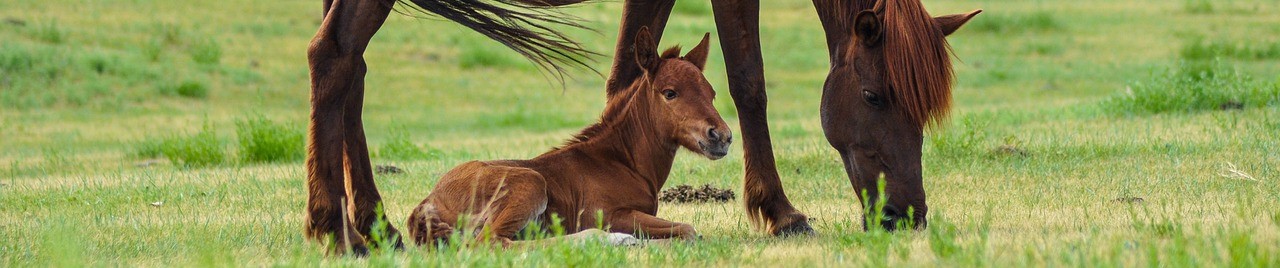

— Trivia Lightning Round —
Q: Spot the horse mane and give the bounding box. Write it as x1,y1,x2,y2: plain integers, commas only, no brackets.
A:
660,46,683,59
555,46,686,149
881,0,955,129
554,84,637,150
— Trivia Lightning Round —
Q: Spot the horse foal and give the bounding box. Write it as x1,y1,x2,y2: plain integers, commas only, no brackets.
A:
408,28,729,247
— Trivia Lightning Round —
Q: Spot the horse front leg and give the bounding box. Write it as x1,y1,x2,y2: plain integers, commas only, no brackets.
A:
305,0,395,256
604,0,677,98
342,66,403,250
608,210,698,240
710,0,814,236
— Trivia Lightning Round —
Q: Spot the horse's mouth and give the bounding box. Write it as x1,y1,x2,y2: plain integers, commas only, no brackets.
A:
699,141,729,160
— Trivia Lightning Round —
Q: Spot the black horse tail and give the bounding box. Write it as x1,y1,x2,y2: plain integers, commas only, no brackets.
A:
398,0,599,81
509,0,591,7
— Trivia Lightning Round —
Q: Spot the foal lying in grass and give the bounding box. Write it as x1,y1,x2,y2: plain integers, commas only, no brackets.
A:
407,28,730,247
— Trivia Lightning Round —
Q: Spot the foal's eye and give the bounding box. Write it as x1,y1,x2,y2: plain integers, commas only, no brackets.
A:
862,90,884,108
662,89,678,100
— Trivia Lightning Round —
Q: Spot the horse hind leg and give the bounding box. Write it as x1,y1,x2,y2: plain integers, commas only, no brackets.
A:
305,0,395,256
604,0,676,97
407,203,455,246
474,168,549,247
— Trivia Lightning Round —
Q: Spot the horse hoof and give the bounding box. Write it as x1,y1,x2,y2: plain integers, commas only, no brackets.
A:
389,238,406,251
775,219,816,237
606,233,639,246
331,243,370,257
351,244,370,257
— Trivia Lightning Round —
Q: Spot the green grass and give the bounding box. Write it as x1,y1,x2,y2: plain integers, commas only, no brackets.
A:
1184,0,1216,14
1181,0,1266,15
455,35,528,70
30,19,65,44
1181,38,1280,61
236,115,304,163
375,127,441,161
673,0,712,16
2,0,1280,266
965,11,1061,34
189,38,222,65
158,123,228,168
1103,60,1279,114
157,79,211,99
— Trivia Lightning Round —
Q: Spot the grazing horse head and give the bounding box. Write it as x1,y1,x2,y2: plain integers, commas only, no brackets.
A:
820,0,980,231
602,27,731,160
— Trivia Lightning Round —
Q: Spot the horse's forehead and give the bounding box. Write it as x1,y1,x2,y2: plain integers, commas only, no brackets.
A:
656,61,714,98
657,60,706,84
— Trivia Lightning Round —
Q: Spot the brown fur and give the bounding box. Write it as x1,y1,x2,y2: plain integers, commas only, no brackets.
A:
407,29,729,246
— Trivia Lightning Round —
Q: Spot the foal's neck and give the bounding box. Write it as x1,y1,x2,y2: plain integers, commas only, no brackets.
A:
577,83,678,192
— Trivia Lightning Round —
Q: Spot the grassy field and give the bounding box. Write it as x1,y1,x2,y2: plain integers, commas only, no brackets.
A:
3,0,1279,266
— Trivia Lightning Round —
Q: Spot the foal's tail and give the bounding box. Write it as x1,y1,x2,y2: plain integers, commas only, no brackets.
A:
397,0,600,81
407,203,454,246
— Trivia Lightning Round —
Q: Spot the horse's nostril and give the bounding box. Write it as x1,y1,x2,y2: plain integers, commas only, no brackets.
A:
881,204,901,218
707,127,720,140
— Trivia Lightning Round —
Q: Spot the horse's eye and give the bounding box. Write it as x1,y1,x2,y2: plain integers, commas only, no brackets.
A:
663,89,678,100
862,90,884,108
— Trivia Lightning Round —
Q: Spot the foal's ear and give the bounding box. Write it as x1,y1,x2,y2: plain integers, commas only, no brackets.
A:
682,33,711,71
854,10,882,47
934,9,982,36
634,26,660,74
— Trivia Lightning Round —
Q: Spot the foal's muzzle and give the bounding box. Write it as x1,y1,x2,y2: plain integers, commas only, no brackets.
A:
701,127,732,160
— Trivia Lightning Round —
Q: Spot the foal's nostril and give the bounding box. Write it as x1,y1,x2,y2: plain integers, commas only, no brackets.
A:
707,127,720,141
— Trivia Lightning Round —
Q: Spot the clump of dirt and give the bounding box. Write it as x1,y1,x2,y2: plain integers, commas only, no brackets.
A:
376,165,404,175
4,18,25,26
1219,100,1244,110
659,184,735,203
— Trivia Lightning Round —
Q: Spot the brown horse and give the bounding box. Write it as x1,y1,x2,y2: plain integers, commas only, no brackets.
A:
405,28,725,246
304,0,978,254
815,0,979,230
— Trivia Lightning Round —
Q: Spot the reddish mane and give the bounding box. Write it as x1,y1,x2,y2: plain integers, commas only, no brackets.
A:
882,0,955,129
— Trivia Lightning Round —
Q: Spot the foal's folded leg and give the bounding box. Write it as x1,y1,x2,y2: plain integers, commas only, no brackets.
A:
607,210,699,240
